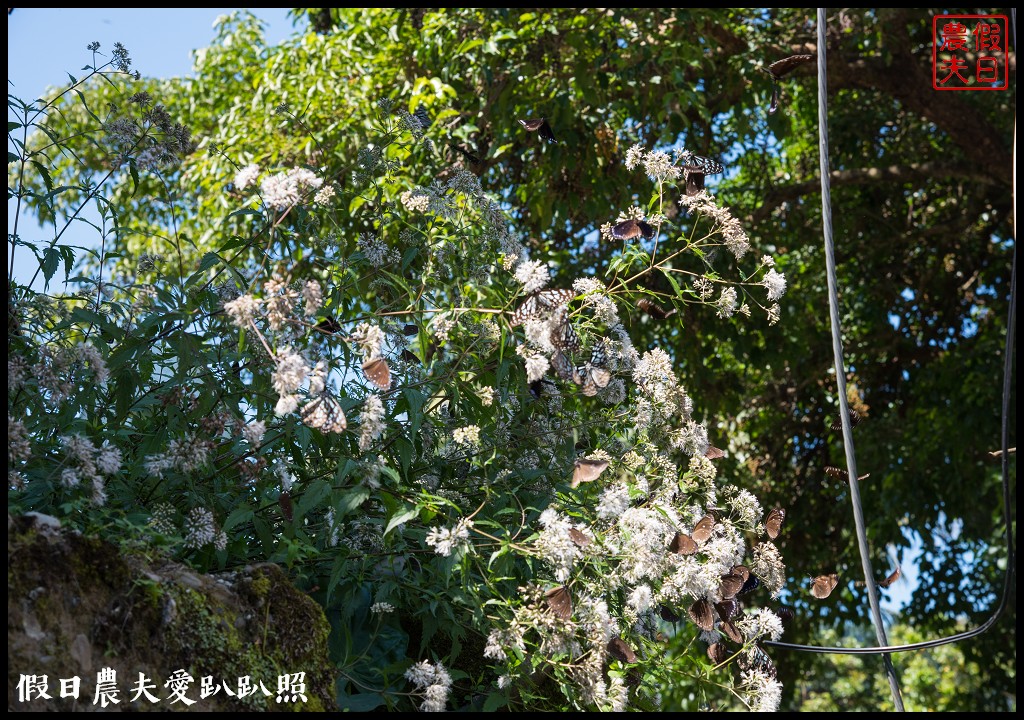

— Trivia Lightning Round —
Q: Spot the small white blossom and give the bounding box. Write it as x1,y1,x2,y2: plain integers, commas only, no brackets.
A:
233,163,260,191
425,518,474,557
762,269,787,301
224,294,262,328
624,143,645,171
514,260,550,294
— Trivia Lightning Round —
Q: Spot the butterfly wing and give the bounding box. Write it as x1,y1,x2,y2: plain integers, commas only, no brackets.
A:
669,532,699,555
810,573,839,599
362,357,391,390
688,598,715,632
519,117,556,143
549,305,582,353
767,53,815,79
545,585,573,620
719,572,745,600
550,349,575,381
511,289,575,326
637,298,676,320
765,507,786,540
607,637,637,663
572,458,609,488
568,528,592,547
878,567,901,589
704,445,725,460
692,514,716,544
707,642,729,664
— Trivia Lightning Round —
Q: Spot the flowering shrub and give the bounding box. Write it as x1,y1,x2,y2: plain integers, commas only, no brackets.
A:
9,42,789,712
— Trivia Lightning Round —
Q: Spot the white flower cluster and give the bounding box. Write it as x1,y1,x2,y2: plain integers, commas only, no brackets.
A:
404,660,452,712
425,518,474,557
260,167,323,210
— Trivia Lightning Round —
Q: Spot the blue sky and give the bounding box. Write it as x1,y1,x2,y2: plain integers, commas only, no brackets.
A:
7,8,295,287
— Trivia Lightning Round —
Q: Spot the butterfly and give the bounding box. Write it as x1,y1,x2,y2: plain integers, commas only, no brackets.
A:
568,528,593,547
760,54,815,114
824,466,871,482
707,642,730,664
670,532,699,555
739,644,777,679
545,585,573,620
572,458,609,488
715,599,741,622
660,605,681,622
300,392,348,433
278,490,294,522
637,297,677,320
704,445,725,460
831,408,862,431
810,573,840,599
680,151,725,196
775,606,795,623
765,507,785,540
720,620,743,644
688,598,715,632
550,349,576,382
510,289,575,326
549,305,582,353
573,343,611,396
607,637,637,663
519,117,557,143
719,572,745,600
362,357,391,390
611,218,656,241
314,316,342,335
403,323,420,336
691,514,716,545
877,567,902,589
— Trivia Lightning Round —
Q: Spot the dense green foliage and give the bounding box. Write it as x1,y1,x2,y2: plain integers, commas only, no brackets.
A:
9,8,1014,711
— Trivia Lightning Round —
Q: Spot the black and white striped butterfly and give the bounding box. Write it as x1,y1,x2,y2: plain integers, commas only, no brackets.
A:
573,343,611,396
680,151,724,196
510,289,575,327
300,392,347,433
549,305,582,353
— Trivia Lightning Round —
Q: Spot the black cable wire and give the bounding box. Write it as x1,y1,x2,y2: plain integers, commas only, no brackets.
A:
766,8,1016,659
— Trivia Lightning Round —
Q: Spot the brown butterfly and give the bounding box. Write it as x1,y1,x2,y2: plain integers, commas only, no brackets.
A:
877,567,902,589
720,620,743,644
730,565,751,583
637,297,677,320
760,54,815,114
775,606,795,623
715,599,741,622
278,490,293,522
669,532,699,555
831,408,862,432
824,466,871,482
611,218,656,241
810,573,840,599
362,357,391,390
572,458,609,488
607,637,637,663
719,572,745,600
704,445,726,460
568,528,592,547
688,598,716,632
691,514,716,544
707,642,730,664
519,117,557,143
545,586,573,620
402,324,419,336
765,507,785,540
